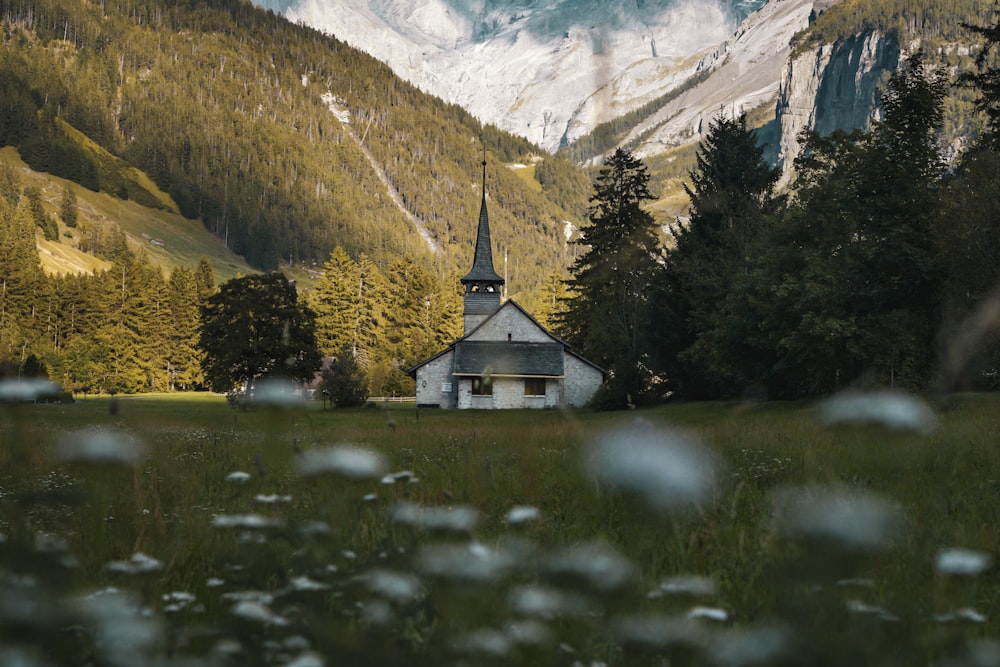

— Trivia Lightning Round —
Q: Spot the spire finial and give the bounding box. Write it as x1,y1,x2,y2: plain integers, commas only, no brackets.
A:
461,144,504,287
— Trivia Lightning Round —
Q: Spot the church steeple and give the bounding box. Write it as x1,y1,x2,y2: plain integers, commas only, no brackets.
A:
461,158,505,333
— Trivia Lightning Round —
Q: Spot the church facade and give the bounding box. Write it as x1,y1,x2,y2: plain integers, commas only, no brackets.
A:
408,162,604,409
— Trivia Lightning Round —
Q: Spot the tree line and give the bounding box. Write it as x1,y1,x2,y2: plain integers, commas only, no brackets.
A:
8,44,1000,406
558,41,1000,407
0,167,215,393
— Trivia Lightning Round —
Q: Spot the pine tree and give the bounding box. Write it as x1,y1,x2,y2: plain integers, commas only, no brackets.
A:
194,258,217,303
557,148,661,407
0,197,49,364
963,7,1000,147
320,343,369,408
60,185,78,228
761,54,947,395
166,266,205,389
312,247,359,356
657,113,779,399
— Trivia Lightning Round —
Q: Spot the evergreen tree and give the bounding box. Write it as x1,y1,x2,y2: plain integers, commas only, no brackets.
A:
383,255,438,366
194,258,217,302
0,164,21,204
761,54,947,395
60,185,78,228
166,266,205,389
557,148,661,408
657,113,779,399
354,254,389,377
99,251,163,393
963,7,1000,147
935,147,1000,387
24,186,58,241
0,197,49,364
312,247,359,357
320,344,369,408
533,269,569,331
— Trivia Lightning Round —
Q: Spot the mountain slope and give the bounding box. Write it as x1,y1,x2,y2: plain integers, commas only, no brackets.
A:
272,0,995,179
0,0,587,299
262,0,770,153
0,147,253,282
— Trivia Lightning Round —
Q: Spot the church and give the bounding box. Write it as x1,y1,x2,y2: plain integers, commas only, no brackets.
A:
408,162,605,409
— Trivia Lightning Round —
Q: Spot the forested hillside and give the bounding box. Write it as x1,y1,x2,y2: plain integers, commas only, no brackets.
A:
0,0,590,297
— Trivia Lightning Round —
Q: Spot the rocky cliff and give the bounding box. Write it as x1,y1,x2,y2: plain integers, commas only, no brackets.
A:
776,30,901,180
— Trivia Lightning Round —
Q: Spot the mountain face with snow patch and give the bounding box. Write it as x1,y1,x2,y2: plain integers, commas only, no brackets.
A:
257,0,772,152
258,0,898,171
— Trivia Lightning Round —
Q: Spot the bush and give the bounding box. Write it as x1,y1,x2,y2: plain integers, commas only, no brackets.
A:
320,346,369,407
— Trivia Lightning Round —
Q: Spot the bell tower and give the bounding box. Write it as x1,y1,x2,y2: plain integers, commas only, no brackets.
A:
460,159,505,334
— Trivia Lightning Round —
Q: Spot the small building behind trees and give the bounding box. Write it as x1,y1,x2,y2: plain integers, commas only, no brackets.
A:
408,161,603,409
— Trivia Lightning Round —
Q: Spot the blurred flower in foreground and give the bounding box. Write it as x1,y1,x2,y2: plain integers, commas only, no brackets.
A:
211,514,284,529
296,445,386,479
611,614,707,653
584,418,716,512
505,505,541,525
508,584,590,619
774,486,901,552
105,552,163,575
57,430,145,466
359,569,424,603
251,378,305,407
816,390,937,434
651,575,717,599
937,548,993,577
392,502,479,533
77,588,163,667
542,541,635,593
415,541,523,583
704,625,794,666
0,378,61,402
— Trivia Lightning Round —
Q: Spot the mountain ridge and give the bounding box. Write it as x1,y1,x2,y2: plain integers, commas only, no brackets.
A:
266,0,771,153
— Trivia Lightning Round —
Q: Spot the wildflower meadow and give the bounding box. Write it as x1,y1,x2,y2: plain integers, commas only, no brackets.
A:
1,388,999,666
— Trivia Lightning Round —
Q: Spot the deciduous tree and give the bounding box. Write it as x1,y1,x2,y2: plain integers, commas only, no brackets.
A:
199,272,321,393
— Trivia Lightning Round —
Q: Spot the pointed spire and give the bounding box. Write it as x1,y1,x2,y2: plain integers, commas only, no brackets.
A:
461,157,505,285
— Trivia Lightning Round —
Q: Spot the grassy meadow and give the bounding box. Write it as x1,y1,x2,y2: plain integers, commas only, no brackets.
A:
1,392,999,665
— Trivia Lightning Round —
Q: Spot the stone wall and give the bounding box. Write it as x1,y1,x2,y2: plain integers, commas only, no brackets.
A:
467,303,553,344
563,354,604,407
415,351,456,408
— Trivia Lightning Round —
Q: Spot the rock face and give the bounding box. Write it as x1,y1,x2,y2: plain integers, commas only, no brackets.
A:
265,0,770,153
776,30,901,180
258,0,903,171
626,0,816,160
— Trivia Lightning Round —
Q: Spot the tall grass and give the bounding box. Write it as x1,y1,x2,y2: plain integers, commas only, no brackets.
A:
1,392,998,665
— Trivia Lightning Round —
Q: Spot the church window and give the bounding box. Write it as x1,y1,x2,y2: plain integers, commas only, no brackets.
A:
472,376,493,396
524,378,546,396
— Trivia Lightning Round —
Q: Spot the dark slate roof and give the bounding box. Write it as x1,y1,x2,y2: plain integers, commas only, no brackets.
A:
407,300,606,379
453,341,564,377
461,164,505,285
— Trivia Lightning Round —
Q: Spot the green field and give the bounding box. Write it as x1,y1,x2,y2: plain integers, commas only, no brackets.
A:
1,393,999,665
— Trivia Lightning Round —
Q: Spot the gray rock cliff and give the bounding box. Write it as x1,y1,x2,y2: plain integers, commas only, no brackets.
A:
776,29,901,181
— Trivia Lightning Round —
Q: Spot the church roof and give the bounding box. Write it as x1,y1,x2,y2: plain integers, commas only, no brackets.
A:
461,161,505,285
453,341,564,377
407,299,606,379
